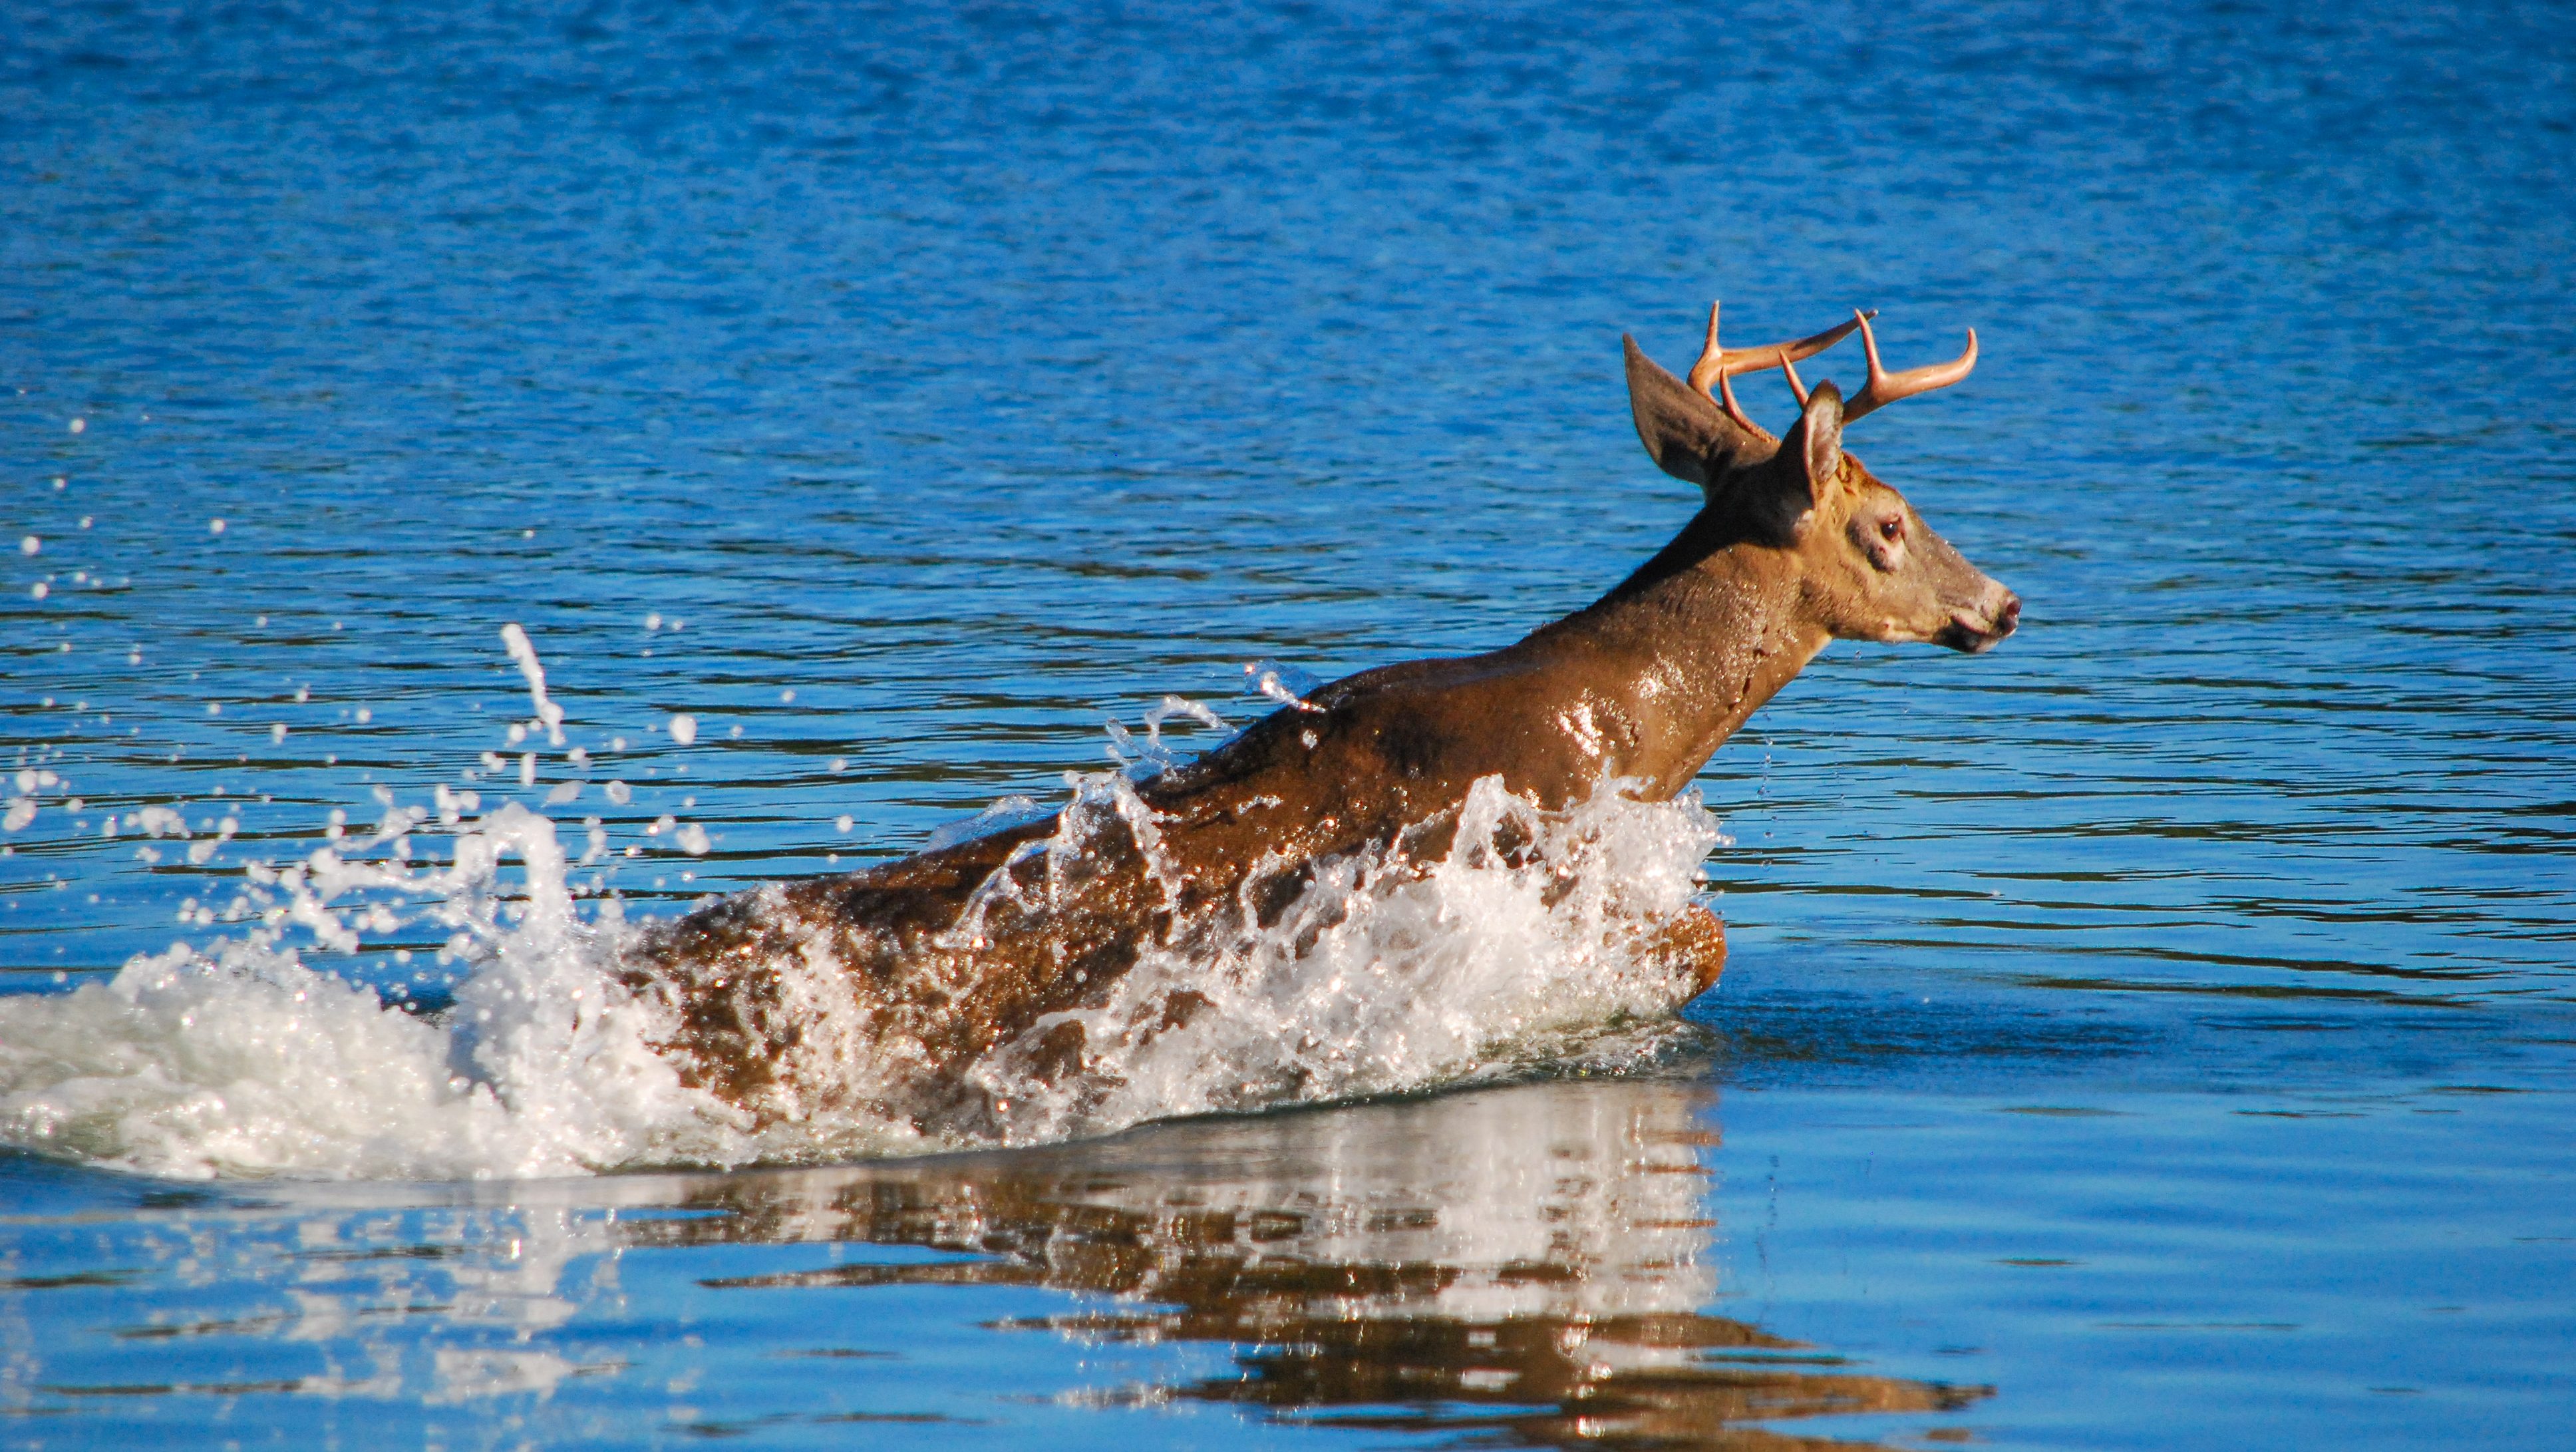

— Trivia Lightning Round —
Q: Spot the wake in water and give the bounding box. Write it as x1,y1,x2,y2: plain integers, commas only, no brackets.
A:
0,642,1726,1181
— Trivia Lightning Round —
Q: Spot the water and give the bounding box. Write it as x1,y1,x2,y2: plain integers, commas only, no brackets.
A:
3,0,2573,1443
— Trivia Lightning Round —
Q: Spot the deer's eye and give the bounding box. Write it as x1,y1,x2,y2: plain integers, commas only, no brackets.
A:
1878,516,1904,544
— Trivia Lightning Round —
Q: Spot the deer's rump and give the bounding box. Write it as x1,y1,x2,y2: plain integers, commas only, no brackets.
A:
612,765,1726,1148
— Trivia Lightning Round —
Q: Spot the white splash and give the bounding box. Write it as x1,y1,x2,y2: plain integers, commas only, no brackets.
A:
498,623,565,747
0,728,1722,1183
945,769,1721,1147
0,806,771,1180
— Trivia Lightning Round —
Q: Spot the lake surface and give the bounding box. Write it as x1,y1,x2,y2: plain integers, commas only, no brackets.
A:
4,0,2573,1445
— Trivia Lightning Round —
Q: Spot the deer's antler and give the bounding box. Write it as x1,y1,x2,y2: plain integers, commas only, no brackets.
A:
1684,301,1870,433
1843,309,1977,423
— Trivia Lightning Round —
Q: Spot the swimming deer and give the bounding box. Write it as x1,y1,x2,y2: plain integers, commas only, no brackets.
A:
618,302,2019,1139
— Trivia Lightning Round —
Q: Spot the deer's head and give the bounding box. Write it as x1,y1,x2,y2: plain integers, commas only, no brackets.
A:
1624,304,2020,654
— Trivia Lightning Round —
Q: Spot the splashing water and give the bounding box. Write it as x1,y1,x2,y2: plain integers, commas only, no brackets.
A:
952,769,1724,1147
0,638,1726,1180
0,806,734,1179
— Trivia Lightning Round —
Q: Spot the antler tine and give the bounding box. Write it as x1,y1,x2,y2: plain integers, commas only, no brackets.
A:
1778,350,1810,408
1843,309,1979,423
1685,300,1873,432
1716,369,1752,431
1685,301,1726,395
1685,302,1759,432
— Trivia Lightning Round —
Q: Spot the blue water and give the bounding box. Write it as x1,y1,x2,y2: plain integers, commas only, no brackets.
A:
5,0,2575,1444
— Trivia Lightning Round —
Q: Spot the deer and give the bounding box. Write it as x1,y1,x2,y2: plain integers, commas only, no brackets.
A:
615,301,2020,1141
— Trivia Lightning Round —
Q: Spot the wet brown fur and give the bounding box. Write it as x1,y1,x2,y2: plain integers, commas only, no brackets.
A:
617,321,2020,1131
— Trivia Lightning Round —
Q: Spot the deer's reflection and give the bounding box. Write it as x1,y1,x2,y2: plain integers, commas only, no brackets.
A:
631,1081,1989,1448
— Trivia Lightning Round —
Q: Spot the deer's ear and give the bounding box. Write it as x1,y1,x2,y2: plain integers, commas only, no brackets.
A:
1624,334,1734,490
1778,380,1845,508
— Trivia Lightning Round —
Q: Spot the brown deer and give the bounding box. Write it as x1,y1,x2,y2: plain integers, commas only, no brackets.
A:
617,302,2019,1140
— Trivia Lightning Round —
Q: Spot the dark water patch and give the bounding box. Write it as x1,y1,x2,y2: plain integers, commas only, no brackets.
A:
2097,1322,2299,1332
1688,987,2156,1084
291,1243,463,1262
0,1270,148,1291
110,1312,289,1340
2422,1083,2530,1096
1999,975,2474,1004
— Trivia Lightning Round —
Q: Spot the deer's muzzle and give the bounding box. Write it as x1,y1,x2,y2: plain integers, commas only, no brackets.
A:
1939,589,2020,654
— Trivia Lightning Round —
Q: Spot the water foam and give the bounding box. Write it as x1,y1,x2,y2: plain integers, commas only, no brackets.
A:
0,691,1724,1182
0,807,750,1179
957,769,1722,1147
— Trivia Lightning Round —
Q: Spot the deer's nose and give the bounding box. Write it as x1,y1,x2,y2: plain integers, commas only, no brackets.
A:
1992,592,2021,637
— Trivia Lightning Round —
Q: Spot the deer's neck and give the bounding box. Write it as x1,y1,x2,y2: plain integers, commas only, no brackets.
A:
1526,520,1828,799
